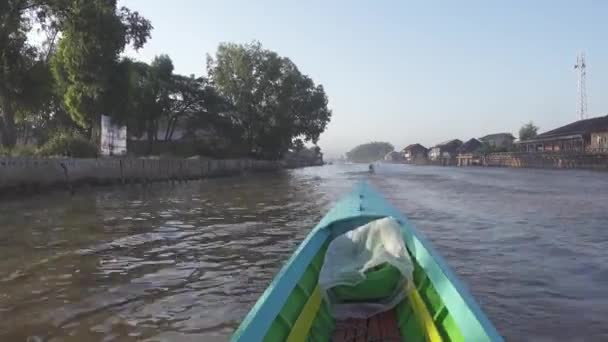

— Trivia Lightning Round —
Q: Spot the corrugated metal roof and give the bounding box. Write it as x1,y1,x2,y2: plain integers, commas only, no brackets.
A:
479,133,515,141
402,143,428,152
535,115,608,139
433,139,462,148
457,138,483,153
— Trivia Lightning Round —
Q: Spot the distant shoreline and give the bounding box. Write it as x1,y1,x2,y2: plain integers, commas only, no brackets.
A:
372,153,608,172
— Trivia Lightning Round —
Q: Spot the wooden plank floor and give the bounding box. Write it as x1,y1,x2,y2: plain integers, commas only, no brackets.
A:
332,310,402,341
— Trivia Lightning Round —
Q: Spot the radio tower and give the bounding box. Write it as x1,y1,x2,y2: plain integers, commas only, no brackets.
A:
574,52,587,120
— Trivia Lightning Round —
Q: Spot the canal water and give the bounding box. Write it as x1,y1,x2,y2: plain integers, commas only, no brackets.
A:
1,164,608,341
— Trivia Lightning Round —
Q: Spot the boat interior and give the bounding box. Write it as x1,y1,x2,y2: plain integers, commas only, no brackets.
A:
232,183,500,342
263,215,464,342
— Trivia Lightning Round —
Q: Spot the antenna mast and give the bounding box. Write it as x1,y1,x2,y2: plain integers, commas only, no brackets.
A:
574,52,587,120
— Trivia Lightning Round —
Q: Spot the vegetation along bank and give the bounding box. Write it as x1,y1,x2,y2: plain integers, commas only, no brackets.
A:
1,1,332,162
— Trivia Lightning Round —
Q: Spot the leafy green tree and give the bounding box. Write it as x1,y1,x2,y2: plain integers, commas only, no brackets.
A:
122,56,178,140
0,0,91,148
207,41,331,159
164,74,227,142
3,2,331,160
284,144,324,166
0,0,51,147
207,42,275,154
139,55,173,144
37,129,98,157
50,0,152,137
15,87,79,146
519,121,539,141
346,142,394,162
291,138,305,152
122,54,238,158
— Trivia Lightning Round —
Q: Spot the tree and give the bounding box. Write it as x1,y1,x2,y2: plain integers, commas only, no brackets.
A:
346,142,394,162
312,145,323,163
113,56,173,150
0,0,151,147
14,61,78,146
519,122,539,141
0,0,49,147
291,138,305,152
144,55,173,143
50,0,152,137
284,144,325,166
120,54,239,157
164,74,226,142
207,41,331,159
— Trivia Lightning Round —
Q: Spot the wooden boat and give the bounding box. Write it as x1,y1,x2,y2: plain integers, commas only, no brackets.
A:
232,182,502,341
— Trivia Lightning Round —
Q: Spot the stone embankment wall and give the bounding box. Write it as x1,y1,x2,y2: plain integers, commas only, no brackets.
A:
0,157,280,194
404,158,455,166
482,152,608,171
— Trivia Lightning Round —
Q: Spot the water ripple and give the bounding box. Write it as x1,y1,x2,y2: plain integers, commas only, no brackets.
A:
1,165,608,340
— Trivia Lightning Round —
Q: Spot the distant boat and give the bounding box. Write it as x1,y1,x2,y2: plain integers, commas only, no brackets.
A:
231,182,502,342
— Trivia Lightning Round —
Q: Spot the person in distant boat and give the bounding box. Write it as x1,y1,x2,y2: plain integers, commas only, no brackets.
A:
368,164,374,173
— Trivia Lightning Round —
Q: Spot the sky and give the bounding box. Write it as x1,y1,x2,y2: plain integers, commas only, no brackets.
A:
121,0,608,158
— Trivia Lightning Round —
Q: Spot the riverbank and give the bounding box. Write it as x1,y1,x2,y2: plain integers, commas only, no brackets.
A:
395,152,608,171
0,157,281,196
481,152,608,170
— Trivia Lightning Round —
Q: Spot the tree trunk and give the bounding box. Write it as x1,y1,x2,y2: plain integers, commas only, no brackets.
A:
168,116,179,141
90,121,101,146
245,121,255,157
147,122,154,154
0,103,17,148
164,117,172,141
23,125,29,145
153,120,158,141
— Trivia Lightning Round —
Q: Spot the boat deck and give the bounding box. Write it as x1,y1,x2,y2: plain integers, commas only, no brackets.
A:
332,310,402,341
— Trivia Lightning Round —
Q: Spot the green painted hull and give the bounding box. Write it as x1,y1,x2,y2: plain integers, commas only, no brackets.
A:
232,182,503,341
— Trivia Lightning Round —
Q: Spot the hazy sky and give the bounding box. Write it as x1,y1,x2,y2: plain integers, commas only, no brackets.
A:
121,0,608,157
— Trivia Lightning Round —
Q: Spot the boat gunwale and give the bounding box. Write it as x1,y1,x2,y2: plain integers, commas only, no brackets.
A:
232,182,503,342
356,182,503,341
401,225,503,341
230,215,382,342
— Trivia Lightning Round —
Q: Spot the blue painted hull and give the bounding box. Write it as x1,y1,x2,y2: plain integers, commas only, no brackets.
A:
232,182,503,341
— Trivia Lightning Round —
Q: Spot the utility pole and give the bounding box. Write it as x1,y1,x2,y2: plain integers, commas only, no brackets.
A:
574,52,588,120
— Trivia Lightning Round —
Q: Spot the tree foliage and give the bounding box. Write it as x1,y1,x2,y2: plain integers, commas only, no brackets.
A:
519,121,539,141
207,41,331,159
0,0,151,148
1,6,332,159
123,55,174,143
284,144,324,167
346,142,394,163
37,129,98,157
0,0,51,147
50,0,152,132
123,55,232,152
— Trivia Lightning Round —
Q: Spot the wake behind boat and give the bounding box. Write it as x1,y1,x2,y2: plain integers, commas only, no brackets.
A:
232,182,502,341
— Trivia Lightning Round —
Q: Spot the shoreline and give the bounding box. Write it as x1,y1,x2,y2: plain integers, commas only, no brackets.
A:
378,152,608,172
0,157,282,198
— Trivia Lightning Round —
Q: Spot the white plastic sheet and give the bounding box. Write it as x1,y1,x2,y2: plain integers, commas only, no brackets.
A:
319,217,413,319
